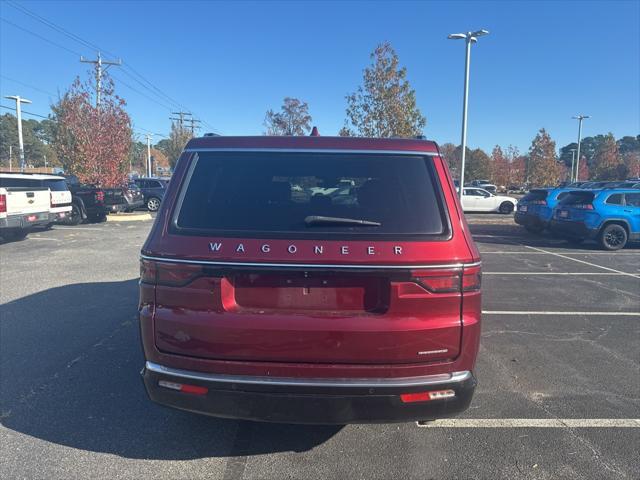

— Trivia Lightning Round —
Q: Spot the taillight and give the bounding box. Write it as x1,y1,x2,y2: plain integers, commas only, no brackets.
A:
462,265,482,292
140,259,203,286
410,266,481,294
140,259,158,284
411,269,461,293
573,203,594,210
95,190,104,203
0,194,6,213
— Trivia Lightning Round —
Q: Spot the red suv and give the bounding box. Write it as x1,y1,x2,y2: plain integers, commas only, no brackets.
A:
139,135,481,424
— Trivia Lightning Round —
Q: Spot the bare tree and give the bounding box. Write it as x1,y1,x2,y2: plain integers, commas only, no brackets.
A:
264,97,312,136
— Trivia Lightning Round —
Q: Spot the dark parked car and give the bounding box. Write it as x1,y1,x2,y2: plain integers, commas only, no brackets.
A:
133,177,168,211
139,134,482,424
104,183,145,213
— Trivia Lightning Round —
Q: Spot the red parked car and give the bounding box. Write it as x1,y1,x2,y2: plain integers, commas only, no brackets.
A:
139,134,482,424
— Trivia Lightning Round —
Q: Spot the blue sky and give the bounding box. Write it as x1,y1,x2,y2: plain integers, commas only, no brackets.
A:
1,0,638,152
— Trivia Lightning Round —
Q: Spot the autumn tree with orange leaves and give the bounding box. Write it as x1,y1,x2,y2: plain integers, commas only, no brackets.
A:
527,128,560,187
52,67,131,187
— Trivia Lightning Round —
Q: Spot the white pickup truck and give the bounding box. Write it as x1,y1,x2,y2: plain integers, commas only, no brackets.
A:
0,173,73,227
0,182,51,240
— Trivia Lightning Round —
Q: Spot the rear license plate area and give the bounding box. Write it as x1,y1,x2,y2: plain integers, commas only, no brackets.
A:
230,272,389,313
559,210,568,218
518,205,528,212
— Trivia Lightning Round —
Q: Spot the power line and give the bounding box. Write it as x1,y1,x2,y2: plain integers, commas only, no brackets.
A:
4,1,214,130
132,124,168,137
3,15,187,117
110,73,174,111
116,68,183,111
1,104,49,119
0,17,83,56
0,75,57,97
6,0,114,57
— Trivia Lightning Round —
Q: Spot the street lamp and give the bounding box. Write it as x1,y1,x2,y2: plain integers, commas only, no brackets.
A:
448,29,489,200
4,95,32,172
572,115,590,181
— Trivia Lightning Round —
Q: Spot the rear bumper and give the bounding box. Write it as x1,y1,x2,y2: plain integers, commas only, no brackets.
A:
514,212,547,229
49,206,72,223
107,203,128,212
0,212,50,229
126,199,145,209
549,219,597,239
141,361,476,424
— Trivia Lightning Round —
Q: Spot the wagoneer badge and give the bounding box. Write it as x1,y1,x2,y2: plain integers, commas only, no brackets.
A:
209,242,404,256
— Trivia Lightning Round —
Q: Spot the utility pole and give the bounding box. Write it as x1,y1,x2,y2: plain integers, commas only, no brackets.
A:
8,145,12,171
569,148,577,182
80,51,122,108
448,29,490,200
4,95,32,171
572,115,590,182
146,134,153,177
185,117,202,136
170,111,191,128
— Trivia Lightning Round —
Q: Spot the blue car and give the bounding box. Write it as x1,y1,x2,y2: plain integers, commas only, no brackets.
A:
515,188,571,232
549,189,640,250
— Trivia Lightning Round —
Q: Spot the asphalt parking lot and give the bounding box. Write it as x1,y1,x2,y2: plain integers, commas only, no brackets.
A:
1,215,638,480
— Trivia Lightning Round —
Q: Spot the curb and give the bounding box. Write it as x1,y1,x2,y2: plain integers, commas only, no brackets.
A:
106,212,153,222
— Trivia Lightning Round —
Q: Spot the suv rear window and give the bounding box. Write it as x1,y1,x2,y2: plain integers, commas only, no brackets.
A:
174,152,448,239
559,191,595,205
521,190,548,202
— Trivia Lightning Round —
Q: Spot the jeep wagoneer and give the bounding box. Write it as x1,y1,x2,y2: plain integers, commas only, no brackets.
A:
139,134,482,424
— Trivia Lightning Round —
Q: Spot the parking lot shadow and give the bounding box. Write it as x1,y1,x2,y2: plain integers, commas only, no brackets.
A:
0,279,342,460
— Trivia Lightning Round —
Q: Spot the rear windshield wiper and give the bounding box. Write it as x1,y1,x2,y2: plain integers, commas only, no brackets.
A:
304,215,381,227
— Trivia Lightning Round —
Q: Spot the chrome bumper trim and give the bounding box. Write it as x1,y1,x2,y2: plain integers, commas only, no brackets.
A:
144,361,472,388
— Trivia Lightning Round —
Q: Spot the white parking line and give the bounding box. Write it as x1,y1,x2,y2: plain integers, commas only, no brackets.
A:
523,245,640,278
27,237,61,242
483,272,631,276
480,251,640,255
416,419,640,428
483,310,640,316
54,226,104,231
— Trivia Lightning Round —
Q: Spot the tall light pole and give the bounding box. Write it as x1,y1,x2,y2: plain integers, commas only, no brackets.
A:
146,134,153,177
569,148,577,182
448,29,489,199
4,95,32,171
572,115,590,181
